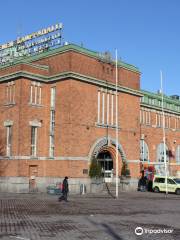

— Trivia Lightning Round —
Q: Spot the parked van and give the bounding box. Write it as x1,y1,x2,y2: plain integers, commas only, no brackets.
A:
153,176,180,195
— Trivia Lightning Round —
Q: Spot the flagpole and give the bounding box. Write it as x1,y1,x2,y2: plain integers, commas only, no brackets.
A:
160,70,168,197
115,49,119,198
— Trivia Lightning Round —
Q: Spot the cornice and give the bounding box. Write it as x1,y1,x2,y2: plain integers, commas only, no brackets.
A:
0,70,142,97
0,44,140,73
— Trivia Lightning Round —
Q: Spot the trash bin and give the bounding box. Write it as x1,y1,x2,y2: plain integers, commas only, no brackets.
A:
80,184,86,195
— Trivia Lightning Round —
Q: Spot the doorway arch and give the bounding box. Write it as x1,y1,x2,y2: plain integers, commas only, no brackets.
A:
89,137,129,181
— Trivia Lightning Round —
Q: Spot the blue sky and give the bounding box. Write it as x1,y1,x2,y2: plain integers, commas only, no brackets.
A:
0,0,180,95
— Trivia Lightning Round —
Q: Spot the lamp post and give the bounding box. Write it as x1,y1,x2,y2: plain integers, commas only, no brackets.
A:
160,71,168,197
115,49,119,198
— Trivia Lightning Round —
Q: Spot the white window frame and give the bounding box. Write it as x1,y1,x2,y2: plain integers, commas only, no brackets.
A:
176,145,180,164
30,81,42,105
97,89,117,127
102,92,105,124
6,81,15,104
49,135,55,158
97,90,100,123
107,93,109,125
6,126,12,156
50,87,56,109
140,139,149,162
49,87,56,157
111,94,114,125
157,143,169,162
31,126,37,157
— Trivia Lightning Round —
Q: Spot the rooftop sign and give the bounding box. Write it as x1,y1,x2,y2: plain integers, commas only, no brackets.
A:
0,23,63,65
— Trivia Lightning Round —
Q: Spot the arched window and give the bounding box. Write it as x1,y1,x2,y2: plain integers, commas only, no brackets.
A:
176,145,180,164
157,143,169,162
140,140,149,161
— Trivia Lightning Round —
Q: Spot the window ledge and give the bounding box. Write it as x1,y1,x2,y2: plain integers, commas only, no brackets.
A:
95,123,121,130
31,156,38,159
4,103,16,107
29,103,43,107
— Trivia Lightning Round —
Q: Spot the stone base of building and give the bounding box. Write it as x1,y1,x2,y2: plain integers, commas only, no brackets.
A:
0,177,29,193
0,177,139,194
119,178,139,191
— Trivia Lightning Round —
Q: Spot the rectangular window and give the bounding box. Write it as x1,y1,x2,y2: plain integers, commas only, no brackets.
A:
30,82,42,105
31,127,37,157
102,92,105,124
168,116,171,128
107,93,109,125
97,89,117,127
97,91,100,123
49,135,55,158
50,110,55,135
111,94,114,125
39,87,42,105
157,113,161,127
140,110,142,124
142,110,145,124
155,113,157,126
50,87,56,109
49,87,56,157
6,126,12,156
5,81,15,104
146,111,151,125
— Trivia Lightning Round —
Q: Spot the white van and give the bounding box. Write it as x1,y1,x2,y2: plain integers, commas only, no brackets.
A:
153,176,180,195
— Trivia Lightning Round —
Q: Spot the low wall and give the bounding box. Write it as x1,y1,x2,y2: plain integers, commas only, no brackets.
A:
0,177,29,193
119,178,138,191
0,177,137,193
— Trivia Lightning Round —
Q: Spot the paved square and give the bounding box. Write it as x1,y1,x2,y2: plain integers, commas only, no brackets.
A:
0,192,179,240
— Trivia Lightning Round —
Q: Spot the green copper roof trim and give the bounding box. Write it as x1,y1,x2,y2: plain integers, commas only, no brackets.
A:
141,103,180,115
141,89,180,105
140,89,180,114
0,70,142,97
0,43,140,73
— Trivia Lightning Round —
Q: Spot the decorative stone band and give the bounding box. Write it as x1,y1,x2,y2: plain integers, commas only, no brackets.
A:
126,160,141,163
127,160,180,166
4,120,13,127
0,71,142,98
29,120,42,127
0,156,179,165
0,156,89,161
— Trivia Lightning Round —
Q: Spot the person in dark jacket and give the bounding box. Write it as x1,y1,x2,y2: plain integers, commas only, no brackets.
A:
59,176,69,202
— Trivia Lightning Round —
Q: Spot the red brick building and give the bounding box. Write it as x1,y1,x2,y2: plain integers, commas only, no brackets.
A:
0,43,180,192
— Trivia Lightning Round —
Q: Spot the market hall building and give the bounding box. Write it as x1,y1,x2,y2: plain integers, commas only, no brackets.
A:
0,41,180,192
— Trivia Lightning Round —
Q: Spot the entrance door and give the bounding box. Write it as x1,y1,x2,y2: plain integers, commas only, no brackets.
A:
97,151,113,182
29,165,38,192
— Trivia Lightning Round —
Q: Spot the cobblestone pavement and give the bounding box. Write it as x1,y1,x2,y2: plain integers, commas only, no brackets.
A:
0,192,179,240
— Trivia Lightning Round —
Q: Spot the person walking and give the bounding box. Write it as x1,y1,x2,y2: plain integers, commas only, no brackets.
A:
59,176,69,202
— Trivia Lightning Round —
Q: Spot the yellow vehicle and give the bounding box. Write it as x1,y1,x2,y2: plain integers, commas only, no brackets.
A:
153,176,180,195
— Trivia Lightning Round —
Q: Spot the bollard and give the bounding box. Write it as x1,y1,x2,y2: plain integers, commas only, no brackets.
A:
80,184,86,195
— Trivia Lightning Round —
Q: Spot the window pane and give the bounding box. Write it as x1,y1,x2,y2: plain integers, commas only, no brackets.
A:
50,87,56,108
176,145,180,163
140,140,149,161
31,127,37,156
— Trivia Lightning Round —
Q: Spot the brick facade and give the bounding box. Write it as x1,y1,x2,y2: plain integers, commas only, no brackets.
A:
0,44,179,192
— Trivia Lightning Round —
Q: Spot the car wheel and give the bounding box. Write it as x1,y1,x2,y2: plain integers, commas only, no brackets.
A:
154,187,160,193
176,188,180,195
